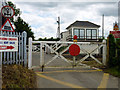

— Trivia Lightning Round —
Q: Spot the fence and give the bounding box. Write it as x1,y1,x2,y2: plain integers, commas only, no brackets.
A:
28,37,107,69
0,31,27,66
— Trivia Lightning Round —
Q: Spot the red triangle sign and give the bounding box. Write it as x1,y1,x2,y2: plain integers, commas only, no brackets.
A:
0,19,15,32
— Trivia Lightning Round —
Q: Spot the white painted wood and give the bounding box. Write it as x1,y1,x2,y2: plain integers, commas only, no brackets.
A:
13,32,15,63
32,41,91,44
23,31,27,66
73,56,76,66
76,44,103,65
0,31,27,66
60,45,70,55
55,44,63,52
76,55,89,65
90,54,102,64
40,42,44,66
18,32,21,64
21,32,24,63
29,40,106,68
28,38,32,69
10,32,12,64
16,32,18,64
85,28,86,41
44,55,58,66
44,43,71,65
0,53,2,66
102,40,107,65
59,55,71,64
7,32,9,64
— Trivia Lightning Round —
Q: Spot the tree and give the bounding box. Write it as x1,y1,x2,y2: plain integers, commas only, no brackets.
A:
38,37,60,41
7,1,35,43
8,1,21,22
14,17,35,41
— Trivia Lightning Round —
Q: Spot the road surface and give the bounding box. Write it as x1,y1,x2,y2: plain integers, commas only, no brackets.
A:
32,52,119,89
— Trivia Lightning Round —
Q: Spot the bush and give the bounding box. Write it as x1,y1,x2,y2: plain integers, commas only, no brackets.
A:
107,35,120,68
108,34,116,68
116,39,120,71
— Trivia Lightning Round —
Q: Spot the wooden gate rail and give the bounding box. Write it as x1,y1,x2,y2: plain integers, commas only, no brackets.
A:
28,37,106,69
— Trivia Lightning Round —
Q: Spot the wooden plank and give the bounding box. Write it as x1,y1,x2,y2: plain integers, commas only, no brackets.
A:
90,54,102,64
7,31,9,64
10,32,13,64
13,32,15,64
16,32,18,64
102,40,107,65
3,31,6,64
23,31,27,67
28,38,32,69
18,32,21,64
21,32,23,63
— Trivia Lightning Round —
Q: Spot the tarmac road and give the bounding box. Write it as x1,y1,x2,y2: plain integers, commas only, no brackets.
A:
32,52,119,89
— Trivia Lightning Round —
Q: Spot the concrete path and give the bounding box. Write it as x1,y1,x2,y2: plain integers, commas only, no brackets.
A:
32,53,119,89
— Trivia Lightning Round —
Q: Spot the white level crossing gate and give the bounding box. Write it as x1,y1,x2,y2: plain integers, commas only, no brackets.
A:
28,37,107,69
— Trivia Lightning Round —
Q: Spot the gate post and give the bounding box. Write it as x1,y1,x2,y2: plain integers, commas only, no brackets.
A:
23,31,27,67
40,42,44,67
102,40,107,65
28,37,32,69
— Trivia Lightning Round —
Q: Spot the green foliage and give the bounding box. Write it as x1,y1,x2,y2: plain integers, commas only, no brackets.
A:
116,39,120,71
8,1,21,22
108,34,116,68
104,66,120,78
107,34,120,69
38,37,60,41
7,1,35,43
14,17,35,43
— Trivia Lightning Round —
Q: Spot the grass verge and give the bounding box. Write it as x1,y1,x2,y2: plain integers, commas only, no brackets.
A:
103,66,120,78
82,60,120,78
2,65,36,88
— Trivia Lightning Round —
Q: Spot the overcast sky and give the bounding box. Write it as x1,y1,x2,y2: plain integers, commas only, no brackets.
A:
8,0,119,39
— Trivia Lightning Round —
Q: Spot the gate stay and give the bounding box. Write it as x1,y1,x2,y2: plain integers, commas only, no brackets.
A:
28,37,107,69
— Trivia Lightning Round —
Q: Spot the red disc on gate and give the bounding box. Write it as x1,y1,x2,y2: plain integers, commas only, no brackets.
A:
69,44,80,56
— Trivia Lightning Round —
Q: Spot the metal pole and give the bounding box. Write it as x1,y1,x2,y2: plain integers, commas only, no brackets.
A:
73,56,76,67
40,42,44,72
57,17,60,38
102,14,104,38
73,41,77,67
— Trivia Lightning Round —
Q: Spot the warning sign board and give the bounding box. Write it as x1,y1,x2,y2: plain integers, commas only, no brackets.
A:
0,36,18,52
110,31,120,38
0,19,15,32
1,6,15,18
113,23,119,31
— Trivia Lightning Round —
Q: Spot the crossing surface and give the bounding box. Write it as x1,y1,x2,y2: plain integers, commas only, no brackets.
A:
32,53,119,89
35,68,118,88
